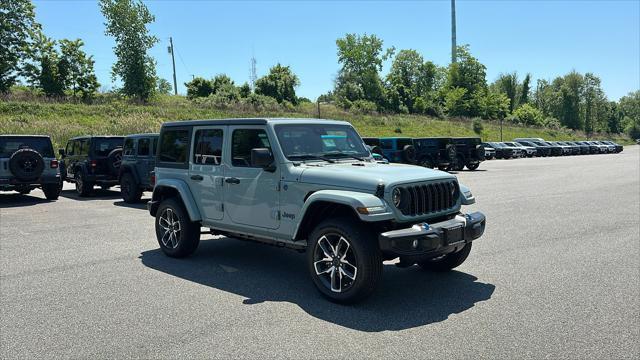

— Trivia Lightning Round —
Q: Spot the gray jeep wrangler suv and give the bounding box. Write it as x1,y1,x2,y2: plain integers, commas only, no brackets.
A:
148,118,486,303
0,135,61,200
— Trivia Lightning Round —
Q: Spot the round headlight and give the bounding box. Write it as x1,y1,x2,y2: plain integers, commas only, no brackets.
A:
392,188,402,208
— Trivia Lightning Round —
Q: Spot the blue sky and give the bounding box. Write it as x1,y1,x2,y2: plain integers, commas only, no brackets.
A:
33,0,639,101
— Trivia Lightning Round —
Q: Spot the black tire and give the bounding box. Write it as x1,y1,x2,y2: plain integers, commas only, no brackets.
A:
42,183,60,200
307,218,382,304
9,148,45,182
75,170,93,197
466,162,479,171
120,172,142,203
155,198,200,258
437,165,449,171
452,154,464,171
419,157,434,169
402,145,416,164
107,148,123,176
418,242,472,272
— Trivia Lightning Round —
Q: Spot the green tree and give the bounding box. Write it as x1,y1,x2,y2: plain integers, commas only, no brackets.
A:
211,74,234,94
619,90,640,138
255,63,300,104
156,78,172,94
22,33,66,96
519,73,531,106
59,39,99,100
444,87,468,116
444,45,487,117
512,103,544,126
238,82,251,98
185,77,212,99
386,49,440,114
100,0,158,101
491,72,518,113
0,0,41,92
334,33,394,108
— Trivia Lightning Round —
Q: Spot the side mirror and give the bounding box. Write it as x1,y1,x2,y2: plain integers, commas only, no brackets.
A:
59,148,65,156
250,148,274,169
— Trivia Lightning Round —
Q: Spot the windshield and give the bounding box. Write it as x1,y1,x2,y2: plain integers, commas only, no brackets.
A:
92,137,124,156
275,124,369,160
0,137,54,158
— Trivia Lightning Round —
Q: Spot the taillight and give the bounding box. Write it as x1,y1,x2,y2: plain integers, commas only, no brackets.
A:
90,160,97,168
50,159,59,168
150,173,156,187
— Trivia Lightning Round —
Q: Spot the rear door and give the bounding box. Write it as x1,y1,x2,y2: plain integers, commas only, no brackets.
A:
135,137,154,187
189,126,226,221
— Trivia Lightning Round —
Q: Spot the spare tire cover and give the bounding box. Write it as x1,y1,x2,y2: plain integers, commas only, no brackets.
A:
107,148,123,176
9,148,45,182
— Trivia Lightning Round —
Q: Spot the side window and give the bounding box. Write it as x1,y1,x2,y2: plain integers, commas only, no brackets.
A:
158,129,189,164
79,139,90,156
380,139,392,150
193,129,223,165
66,141,75,156
231,128,271,167
123,138,135,156
137,138,150,156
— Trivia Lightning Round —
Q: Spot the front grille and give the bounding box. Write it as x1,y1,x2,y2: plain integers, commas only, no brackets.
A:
399,180,459,216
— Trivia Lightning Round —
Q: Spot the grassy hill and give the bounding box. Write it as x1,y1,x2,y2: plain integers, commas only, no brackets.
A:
0,96,632,150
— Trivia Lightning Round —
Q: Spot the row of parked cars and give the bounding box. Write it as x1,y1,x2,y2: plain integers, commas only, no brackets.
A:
361,136,623,170
483,138,624,159
0,119,625,303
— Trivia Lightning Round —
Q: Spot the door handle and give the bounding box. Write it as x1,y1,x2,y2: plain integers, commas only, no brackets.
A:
225,177,240,184
190,175,203,181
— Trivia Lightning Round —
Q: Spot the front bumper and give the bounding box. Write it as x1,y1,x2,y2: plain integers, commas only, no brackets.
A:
379,212,486,262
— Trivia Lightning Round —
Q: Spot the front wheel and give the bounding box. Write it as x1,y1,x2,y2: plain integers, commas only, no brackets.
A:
307,218,382,304
418,242,472,272
155,198,200,258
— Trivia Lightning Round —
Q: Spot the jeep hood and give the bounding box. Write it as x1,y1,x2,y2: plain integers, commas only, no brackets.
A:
298,162,456,192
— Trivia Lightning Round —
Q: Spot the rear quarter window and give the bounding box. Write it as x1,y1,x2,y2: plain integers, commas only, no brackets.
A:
158,128,190,167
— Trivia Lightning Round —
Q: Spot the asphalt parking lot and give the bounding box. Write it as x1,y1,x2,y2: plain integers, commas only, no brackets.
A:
1,146,639,359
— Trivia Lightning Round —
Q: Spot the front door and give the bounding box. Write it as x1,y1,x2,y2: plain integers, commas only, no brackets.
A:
223,126,280,230
189,126,226,221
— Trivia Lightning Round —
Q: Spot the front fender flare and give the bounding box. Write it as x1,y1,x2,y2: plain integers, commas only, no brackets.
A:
152,179,202,222
293,190,394,239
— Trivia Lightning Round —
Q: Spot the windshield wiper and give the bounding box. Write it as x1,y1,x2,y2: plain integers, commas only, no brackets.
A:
323,151,366,161
288,154,336,163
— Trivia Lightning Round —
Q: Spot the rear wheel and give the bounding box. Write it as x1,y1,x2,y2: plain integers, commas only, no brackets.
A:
155,198,200,258
42,183,60,200
307,218,382,304
418,242,472,272
120,173,142,203
75,171,93,197
466,162,479,171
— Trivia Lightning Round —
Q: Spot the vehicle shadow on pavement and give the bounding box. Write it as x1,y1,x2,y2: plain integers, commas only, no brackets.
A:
139,237,495,332
0,193,50,208
60,188,122,201
113,200,149,210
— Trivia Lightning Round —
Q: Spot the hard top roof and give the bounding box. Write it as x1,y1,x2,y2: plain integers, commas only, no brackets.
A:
0,134,51,138
69,135,125,140
124,133,159,138
161,118,351,128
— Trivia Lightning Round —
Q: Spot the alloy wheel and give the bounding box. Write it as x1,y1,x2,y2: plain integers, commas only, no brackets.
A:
313,233,358,293
159,208,181,249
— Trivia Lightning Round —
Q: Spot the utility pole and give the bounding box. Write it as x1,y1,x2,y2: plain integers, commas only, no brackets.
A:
169,37,177,95
451,0,457,63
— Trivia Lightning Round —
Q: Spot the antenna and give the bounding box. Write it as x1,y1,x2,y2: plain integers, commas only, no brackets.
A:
451,0,457,63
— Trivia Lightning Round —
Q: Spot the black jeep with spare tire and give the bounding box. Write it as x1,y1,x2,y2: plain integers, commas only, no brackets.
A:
119,133,158,203
59,136,124,196
0,135,61,200
413,137,456,170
